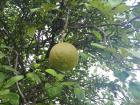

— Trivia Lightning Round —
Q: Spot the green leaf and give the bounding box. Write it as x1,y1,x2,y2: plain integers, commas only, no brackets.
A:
121,35,129,45
26,26,37,36
0,51,5,59
91,43,106,49
0,44,11,49
74,87,85,100
41,3,55,12
36,72,46,81
113,4,129,13
56,74,65,81
87,0,113,19
106,48,116,53
45,83,63,98
80,52,89,59
31,3,56,13
3,93,19,105
46,69,58,77
0,89,10,96
50,102,55,105
4,75,24,88
0,72,6,83
61,82,76,86
26,72,41,84
33,63,40,68
118,48,130,57
92,30,102,40
30,7,40,12
45,69,64,81
2,65,17,72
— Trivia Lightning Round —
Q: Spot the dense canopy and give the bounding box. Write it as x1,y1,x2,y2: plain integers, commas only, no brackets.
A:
0,0,140,105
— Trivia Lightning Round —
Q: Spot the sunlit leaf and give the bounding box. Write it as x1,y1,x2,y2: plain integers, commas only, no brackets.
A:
45,69,58,77
56,74,65,81
45,69,64,81
91,43,106,49
92,30,102,40
0,89,10,96
26,26,37,36
41,3,56,13
26,72,41,84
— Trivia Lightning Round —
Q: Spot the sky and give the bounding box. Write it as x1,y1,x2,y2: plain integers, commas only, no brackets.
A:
126,0,140,5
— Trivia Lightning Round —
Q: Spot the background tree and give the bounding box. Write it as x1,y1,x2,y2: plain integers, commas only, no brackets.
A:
0,0,140,105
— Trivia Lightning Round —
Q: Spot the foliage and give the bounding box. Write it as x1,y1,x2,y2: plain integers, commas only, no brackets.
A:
0,0,140,105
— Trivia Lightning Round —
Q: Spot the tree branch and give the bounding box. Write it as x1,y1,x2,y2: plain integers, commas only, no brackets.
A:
14,51,28,104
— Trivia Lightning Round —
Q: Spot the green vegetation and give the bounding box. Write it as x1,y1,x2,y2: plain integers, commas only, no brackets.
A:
0,0,140,105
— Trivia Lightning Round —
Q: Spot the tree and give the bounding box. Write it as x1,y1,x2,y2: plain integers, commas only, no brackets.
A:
0,0,140,105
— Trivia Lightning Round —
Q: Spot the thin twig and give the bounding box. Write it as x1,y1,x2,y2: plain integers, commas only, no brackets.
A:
14,51,27,104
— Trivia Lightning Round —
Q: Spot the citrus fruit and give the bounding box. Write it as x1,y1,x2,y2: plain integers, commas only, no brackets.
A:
49,42,79,71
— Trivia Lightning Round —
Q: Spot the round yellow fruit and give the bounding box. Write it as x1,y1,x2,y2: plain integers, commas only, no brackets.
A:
49,42,79,71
